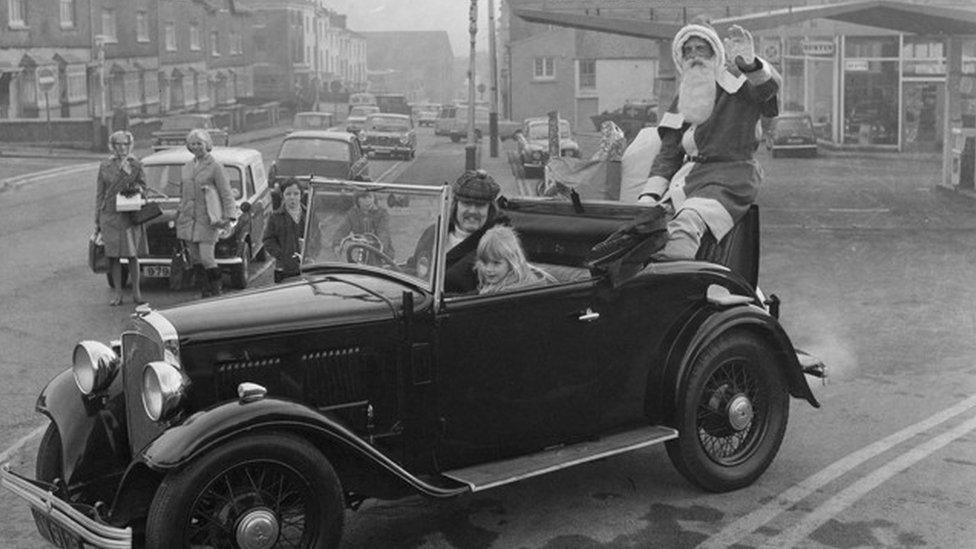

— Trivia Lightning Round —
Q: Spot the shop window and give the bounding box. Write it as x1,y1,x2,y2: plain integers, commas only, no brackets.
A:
844,36,898,58
844,60,899,145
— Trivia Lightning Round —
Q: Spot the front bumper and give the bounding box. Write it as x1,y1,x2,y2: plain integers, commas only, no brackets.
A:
1,464,132,548
368,144,413,154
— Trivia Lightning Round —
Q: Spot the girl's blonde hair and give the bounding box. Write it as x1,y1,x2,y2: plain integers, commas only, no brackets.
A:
475,226,536,290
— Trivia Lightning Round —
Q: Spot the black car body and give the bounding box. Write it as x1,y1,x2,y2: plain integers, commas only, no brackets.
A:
269,130,370,184
765,111,819,158
131,147,272,289
1,180,825,549
516,117,581,177
360,113,416,159
151,114,230,151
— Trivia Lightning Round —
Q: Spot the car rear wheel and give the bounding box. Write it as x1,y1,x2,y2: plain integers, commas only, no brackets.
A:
665,330,789,492
230,242,250,290
146,433,343,549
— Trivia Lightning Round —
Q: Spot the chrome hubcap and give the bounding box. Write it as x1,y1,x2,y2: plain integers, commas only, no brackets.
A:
235,508,279,549
726,394,754,431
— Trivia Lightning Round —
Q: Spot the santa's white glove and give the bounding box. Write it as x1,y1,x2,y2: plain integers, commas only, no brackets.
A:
724,25,756,70
638,193,659,205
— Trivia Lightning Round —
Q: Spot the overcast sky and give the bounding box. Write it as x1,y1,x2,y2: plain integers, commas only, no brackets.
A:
328,0,499,56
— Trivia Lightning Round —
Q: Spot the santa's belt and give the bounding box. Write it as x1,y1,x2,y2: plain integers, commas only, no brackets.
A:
685,154,747,163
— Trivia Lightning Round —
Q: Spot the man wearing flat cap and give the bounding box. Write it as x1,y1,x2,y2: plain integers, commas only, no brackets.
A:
638,20,780,260
411,169,505,293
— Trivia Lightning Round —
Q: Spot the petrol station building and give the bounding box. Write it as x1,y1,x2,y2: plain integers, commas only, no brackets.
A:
515,0,976,190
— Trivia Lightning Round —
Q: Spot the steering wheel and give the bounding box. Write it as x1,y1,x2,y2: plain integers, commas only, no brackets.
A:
344,242,402,272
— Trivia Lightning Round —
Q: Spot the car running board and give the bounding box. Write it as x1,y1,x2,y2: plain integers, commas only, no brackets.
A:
441,425,678,492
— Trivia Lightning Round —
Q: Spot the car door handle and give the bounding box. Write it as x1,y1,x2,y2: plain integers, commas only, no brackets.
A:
577,308,600,322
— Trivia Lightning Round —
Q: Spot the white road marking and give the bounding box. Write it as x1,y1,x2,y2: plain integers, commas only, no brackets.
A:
376,161,403,182
759,411,976,548
698,394,976,548
0,162,98,192
0,423,48,464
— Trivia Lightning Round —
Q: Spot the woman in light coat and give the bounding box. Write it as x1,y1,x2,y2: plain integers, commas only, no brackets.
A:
175,129,236,297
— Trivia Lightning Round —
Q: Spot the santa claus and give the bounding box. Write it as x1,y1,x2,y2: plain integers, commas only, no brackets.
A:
638,22,780,261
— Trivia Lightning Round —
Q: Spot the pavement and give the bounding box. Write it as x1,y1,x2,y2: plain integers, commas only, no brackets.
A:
0,122,292,161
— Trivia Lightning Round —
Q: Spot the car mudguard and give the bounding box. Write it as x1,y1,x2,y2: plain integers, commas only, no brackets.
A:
35,369,130,488
114,396,468,513
648,303,820,424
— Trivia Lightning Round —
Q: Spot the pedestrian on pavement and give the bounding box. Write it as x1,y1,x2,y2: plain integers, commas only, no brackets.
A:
637,20,780,260
411,169,506,293
95,130,148,306
175,128,237,297
264,177,306,282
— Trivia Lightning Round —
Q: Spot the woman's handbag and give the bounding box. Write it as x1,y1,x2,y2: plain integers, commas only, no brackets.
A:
115,192,143,212
130,201,162,225
169,241,191,291
203,185,223,225
88,231,108,273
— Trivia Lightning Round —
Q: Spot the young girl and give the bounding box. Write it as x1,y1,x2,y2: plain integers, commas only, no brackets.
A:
474,226,554,294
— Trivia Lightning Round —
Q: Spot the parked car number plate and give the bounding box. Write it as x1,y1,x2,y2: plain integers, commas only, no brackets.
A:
142,265,171,278
31,508,84,549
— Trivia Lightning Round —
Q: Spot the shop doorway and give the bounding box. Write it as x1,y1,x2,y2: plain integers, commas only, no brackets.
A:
902,80,944,153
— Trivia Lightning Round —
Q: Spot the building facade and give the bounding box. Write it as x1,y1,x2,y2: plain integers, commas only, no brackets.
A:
0,0,93,119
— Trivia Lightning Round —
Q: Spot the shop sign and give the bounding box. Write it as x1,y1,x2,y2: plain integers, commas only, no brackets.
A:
845,59,869,72
801,40,834,57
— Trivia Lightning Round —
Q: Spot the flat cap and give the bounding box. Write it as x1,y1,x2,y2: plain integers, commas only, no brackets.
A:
453,169,500,203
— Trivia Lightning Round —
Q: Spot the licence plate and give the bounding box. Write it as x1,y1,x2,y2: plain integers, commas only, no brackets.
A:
142,265,171,278
32,508,85,549
787,137,805,143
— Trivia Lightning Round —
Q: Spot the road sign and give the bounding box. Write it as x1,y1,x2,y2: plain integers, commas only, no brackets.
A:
36,67,56,93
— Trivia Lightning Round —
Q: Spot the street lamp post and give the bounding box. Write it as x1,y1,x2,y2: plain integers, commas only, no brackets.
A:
95,35,107,150
488,0,499,158
465,0,478,171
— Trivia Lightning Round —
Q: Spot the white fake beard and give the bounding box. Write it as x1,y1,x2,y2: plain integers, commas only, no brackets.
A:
677,61,718,125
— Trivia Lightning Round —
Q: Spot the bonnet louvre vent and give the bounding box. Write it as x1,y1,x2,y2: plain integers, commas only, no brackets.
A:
214,357,282,399
303,347,368,405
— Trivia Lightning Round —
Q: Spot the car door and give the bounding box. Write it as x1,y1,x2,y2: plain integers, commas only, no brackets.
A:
432,279,630,469
247,160,272,252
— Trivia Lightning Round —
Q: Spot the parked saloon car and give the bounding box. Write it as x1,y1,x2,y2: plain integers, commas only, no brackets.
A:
151,113,230,151
361,112,416,159
765,111,818,158
131,147,272,289
517,116,580,177
1,178,826,548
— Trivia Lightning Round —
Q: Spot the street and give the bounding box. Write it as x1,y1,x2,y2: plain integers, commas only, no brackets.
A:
2,127,976,548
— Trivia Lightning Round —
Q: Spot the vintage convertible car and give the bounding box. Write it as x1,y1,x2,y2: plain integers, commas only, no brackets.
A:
0,179,825,548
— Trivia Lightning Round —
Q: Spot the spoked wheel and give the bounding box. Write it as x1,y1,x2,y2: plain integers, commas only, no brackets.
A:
146,434,343,549
666,330,789,492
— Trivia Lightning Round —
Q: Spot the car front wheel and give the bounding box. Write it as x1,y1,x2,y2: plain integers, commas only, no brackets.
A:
666,330,789,492
146,433,344,549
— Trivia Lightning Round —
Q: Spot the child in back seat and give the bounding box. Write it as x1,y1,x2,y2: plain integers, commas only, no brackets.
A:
474,226,556,294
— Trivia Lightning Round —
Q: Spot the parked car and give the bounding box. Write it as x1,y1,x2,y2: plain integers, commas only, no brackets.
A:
1,178,825,549
345,105,380,133
433,103,458,136
412,103,440,127
447,106,520,143
290,111,335,132
128,147,271,289
766,111,819,158
361,112,416,159
151,113,230,151
516,116,581,177
591,100,659,143
269,130,370,185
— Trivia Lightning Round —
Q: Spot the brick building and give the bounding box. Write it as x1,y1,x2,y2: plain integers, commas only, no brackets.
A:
95,0,160,117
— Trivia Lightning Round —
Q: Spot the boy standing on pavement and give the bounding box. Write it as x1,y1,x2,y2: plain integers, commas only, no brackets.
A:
638,21,780,260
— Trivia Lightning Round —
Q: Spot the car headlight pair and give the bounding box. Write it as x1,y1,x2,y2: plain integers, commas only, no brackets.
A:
72,341,120,394
142,349,187,422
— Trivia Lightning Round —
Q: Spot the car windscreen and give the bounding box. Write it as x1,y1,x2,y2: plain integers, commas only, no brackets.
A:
776,117,813,132
367,116,409,132
161,116,207,130
303,181,444,289
295,115,331,128
143,164,244,200
278,138,350,161
349,106,379,117
527,121,571,140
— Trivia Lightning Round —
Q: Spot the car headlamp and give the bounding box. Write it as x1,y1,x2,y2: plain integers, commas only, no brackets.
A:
399,135,410,145
142,360,188,422
72,341,120,395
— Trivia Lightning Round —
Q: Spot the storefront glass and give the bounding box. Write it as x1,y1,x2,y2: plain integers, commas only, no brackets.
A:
844,56,898,145
902,81,944,152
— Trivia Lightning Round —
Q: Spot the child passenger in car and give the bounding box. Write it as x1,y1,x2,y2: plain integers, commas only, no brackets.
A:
474,226,555,294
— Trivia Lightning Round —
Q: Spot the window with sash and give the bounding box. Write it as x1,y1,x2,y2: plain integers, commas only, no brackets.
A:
534,56,555,80
578,59,596,90
165,22,177,51
101,9,117,42
60,0,75,28
190,23,201,51
136,11,149,42
8,0,27,28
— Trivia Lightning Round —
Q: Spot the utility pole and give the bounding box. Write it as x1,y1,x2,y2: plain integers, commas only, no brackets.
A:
488,0,499,158
465,0,478,171
95,35,107,149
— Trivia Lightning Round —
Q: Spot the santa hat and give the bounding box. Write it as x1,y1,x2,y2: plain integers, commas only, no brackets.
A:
671,22,725,74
